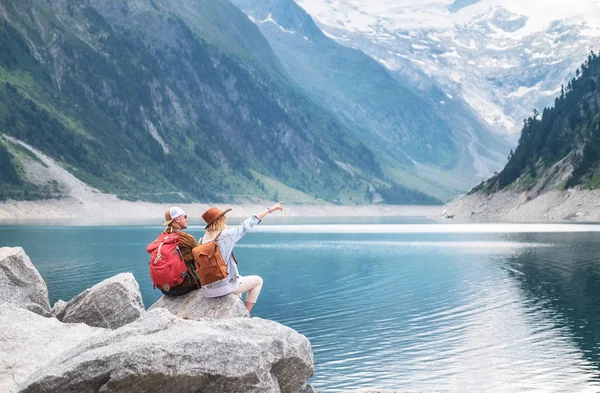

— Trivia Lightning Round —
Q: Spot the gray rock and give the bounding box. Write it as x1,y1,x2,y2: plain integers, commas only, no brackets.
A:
149,288,249,319
58,273,144,329
0,247,51,317
298,383,321,393
0,303,102,393
357,391,432,393
19,309,314,393
50,299,68,318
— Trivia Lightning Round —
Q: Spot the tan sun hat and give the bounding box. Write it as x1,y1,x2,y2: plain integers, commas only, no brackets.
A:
162,206,185,227
202,206,232,229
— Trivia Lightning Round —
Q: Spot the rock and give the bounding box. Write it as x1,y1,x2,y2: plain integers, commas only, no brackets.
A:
356,391,408,393
58,273,144,329
19,309,314,393
149,289,249,319
0,303,102,393
357,391,436,393
51,299,68,318
0,247,51,317
298,383,321,393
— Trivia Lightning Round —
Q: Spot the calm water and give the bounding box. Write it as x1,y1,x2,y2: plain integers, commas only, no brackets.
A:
2,220,600,392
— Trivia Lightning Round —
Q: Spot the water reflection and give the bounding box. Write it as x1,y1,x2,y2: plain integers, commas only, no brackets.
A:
504,232,600,375
241,231,600,392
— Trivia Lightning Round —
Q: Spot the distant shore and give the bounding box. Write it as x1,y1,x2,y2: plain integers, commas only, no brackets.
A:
0,137,439,226
0,197,439,226
437,188,600,222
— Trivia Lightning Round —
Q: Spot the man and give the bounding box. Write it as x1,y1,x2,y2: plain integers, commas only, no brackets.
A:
160,206,200,296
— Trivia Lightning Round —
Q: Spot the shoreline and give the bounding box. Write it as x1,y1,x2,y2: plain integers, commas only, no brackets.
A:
0,197,440,226
437,189,600,223
1,134,440,226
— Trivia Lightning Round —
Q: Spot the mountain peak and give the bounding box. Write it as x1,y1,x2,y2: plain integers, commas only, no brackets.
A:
297,0,600,136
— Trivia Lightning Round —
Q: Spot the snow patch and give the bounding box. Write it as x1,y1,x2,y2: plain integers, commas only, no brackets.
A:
411,43,429,50
376,57,397,70
439,50,461,59
322,28,348,41
508,83,541,98
531,51,553,59
260,13,296,34
540,86,562,96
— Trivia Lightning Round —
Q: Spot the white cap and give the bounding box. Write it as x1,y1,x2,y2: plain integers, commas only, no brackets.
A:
162,206,185,226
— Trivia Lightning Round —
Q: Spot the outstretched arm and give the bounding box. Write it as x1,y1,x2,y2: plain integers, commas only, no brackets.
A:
222,202,284,243
255,201,284,220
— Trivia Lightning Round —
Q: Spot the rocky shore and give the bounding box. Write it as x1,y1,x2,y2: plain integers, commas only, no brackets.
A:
0,201,438,226
0,135,437,225
0,247,316,393
0,247,417,392
437,188,600,222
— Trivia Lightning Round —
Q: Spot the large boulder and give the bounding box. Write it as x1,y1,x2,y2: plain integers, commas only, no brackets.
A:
50,299,68,318
0,247,51,317
56,273,144,329
149,289,249,319
0,303,102,393
19,309,314,393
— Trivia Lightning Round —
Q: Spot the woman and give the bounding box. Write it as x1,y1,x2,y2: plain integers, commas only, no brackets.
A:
200,202,283,312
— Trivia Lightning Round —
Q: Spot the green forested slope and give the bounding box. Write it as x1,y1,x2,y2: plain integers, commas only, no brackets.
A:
0,0,439,204
472,51,600,194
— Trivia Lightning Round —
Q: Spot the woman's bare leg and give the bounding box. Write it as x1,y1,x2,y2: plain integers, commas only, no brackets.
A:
233,275,263,313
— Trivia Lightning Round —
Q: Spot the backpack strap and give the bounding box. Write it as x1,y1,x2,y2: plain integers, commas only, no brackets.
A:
153,242,165,265
211,231,235,263
186,260,201,289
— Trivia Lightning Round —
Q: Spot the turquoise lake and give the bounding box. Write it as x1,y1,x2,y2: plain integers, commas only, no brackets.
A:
2,219,600,392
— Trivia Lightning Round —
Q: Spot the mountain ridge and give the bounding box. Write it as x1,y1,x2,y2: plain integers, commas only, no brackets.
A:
230,0,512,199
296,0,600,137
0,0,448,205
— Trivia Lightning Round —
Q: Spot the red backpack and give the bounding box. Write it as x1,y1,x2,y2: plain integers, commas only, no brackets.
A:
146,232,188,291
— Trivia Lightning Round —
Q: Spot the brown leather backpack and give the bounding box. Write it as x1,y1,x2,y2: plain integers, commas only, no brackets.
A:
191,232,228,286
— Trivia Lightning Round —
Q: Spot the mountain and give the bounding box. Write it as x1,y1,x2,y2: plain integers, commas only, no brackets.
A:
439,50,600,221
295,0,600,136
473,51,600,195
0,0,439,205
229,0,512,199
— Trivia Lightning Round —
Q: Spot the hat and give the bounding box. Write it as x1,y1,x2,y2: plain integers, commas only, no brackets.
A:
202,206,232,229
162,206,186,226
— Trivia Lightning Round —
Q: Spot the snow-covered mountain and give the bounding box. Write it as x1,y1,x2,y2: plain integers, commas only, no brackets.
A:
230,0,514,199
295,0,600,134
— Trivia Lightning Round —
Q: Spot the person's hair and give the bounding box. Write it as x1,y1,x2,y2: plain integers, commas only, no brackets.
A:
206,215,227,236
